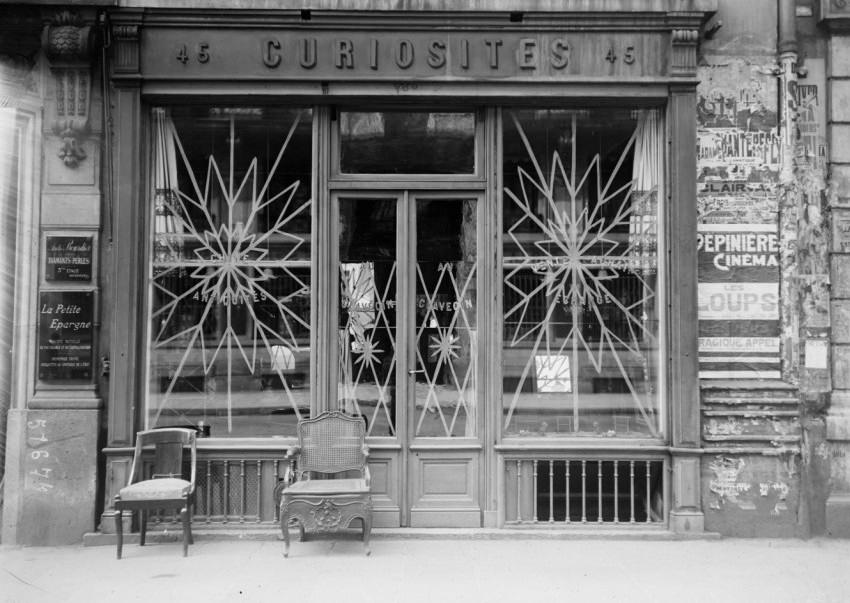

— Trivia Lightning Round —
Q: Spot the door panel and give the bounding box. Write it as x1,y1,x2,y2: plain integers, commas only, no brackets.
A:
408,196,482,527
409,452,480,527
412,198,478,439
337,197,399,438
335,192,482,527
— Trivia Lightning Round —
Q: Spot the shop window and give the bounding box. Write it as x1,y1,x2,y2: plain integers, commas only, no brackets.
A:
145,106,313,437
339,110,475,174
501,108,663,438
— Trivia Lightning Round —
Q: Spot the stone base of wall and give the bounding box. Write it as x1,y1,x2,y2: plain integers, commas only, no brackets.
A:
2,408,100,545
826,493,850,536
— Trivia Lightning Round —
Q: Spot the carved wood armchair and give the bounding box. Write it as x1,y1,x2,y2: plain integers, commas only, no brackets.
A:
277,411,372,557
113,428,196,559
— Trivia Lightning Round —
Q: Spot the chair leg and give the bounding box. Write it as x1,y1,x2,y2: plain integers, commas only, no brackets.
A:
180,506,191,557
280,508,291,558
139,510,147,547
115,509,123,560
362,514,372,557
187,501,194,545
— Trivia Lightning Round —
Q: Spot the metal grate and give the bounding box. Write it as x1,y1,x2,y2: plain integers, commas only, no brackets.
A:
144,456,283,525
505,457,666,525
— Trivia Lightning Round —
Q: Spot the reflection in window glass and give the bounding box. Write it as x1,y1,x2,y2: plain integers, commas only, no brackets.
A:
501,108,663,438
337,199,397,437
413,199,478,437
340,111,475,174
147,106,313,437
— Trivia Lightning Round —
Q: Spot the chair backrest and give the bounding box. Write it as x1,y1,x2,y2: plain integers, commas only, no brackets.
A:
296,412,366,478
129,428,197,486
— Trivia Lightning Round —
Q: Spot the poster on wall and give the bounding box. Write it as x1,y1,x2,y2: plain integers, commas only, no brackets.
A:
697,223,781,379
696,60,782,380
37,290,94,382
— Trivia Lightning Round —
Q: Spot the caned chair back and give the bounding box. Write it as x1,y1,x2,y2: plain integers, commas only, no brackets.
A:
129,428,197,487
296,412,366,478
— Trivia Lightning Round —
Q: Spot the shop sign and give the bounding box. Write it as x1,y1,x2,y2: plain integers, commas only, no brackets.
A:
143,30,664,80
44,236,93,282
37,291,94,382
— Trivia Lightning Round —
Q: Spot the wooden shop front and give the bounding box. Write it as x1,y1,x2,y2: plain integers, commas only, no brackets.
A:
103,1,712,532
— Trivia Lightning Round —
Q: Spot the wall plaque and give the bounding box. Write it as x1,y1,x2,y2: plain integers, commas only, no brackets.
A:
38,290,94,382
45,236,93,282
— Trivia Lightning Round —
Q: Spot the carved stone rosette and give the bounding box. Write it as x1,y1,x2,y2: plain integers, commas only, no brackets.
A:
46,12,94,168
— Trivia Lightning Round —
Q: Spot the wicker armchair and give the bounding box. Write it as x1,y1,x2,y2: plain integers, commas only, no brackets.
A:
277,411,372,557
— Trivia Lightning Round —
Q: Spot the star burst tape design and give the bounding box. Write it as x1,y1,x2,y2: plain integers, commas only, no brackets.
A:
150,111,311,432
502,112,659,436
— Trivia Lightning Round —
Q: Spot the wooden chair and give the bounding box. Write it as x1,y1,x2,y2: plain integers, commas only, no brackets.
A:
277,411,372,557
113,428,197,559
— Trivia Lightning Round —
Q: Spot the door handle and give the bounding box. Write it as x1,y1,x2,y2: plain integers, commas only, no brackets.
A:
408,369,426,375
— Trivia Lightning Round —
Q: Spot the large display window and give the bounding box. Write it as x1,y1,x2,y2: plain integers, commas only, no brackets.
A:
501,107,664,439
144,106,313,437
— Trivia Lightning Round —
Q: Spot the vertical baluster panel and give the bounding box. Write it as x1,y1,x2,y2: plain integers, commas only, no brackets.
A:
614,460,620,524
565,461,570,524
548,461,554,523
532,460,539,523
223,461,230,523
645,460,651,523
629,460,635,523
239,460,246,523
273,460,280,522
581,460,587,523
256,460,263,523
597,461,603,523
516,460,522,523
205,459,212,524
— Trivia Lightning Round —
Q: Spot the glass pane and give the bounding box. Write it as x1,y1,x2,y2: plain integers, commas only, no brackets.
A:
340,111,475,174
337,198,398,437
414,199,478,437
501,108,662,438
147,106,313,437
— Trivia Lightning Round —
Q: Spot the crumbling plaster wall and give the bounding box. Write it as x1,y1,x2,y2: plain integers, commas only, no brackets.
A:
697,0,830,536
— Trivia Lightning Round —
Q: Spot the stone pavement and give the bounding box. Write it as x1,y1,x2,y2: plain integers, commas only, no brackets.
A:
1,534,849,603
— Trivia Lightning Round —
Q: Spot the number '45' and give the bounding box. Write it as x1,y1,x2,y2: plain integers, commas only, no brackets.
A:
176,43,210,64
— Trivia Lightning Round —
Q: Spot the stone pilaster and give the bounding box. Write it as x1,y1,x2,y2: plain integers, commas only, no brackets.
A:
821,4,850,536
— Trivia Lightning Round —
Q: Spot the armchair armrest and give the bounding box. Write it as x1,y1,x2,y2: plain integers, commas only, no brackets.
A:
282,445,301,485
361,444,371,487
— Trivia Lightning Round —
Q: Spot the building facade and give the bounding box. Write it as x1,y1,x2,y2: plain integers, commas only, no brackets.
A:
1,0,849,545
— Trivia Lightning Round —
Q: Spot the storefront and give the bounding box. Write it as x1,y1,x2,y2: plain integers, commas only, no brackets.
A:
102,2,711,534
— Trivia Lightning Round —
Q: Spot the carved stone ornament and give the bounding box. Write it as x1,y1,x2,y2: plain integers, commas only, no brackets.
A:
670,29,699,78
46,12,93,169
821,0,850,28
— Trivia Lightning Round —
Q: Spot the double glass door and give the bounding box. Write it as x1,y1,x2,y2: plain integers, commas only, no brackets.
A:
335,191,482,526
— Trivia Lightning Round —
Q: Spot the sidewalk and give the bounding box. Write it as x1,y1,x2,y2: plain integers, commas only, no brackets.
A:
2,535,849,603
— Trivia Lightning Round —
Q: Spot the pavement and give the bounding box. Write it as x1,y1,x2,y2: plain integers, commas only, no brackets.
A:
2,533,850,603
